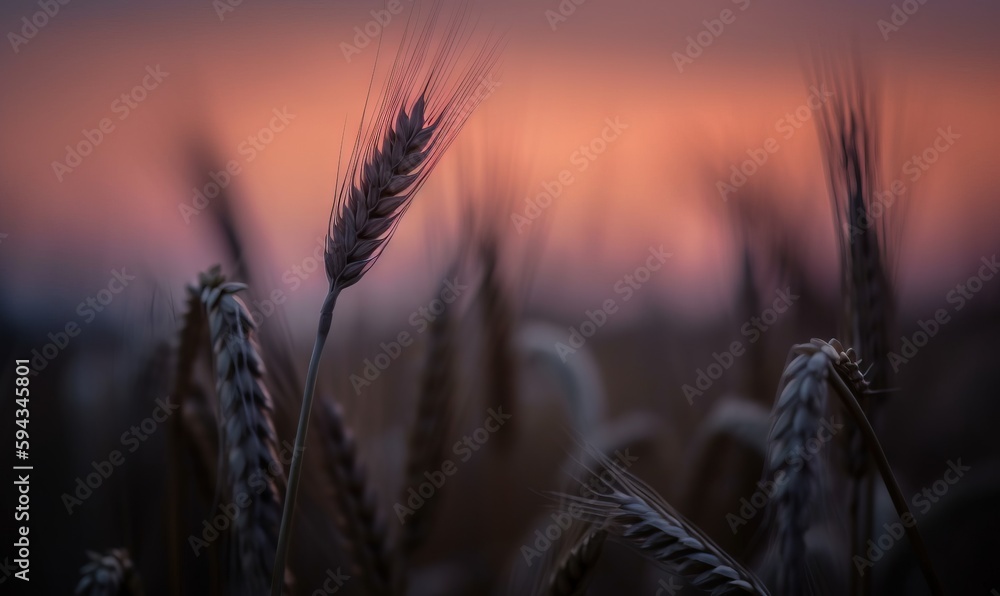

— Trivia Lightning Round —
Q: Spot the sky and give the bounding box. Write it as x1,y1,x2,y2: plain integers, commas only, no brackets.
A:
1,0,998,328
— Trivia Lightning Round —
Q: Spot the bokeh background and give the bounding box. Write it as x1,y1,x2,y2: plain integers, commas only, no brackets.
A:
1,0,998,594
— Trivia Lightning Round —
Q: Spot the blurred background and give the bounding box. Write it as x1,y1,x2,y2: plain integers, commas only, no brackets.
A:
1,0,998,594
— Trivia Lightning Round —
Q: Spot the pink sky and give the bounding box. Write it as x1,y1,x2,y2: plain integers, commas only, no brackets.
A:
1,0,998,326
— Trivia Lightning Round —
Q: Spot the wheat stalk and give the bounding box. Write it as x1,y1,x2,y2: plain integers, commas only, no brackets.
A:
556,459,769,595
821,344,944,596
75,549,144,596
202,275,286,594
478,233,517,449
271,8,500,592
316,400,397,595
768,339,944,596
813,63,896,595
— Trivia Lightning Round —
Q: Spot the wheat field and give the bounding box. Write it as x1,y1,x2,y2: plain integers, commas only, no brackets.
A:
1,1,999,595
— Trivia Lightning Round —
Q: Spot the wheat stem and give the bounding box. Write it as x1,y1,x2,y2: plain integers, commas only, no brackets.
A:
271,8,499,589
827,365,944,596
271,292,338,596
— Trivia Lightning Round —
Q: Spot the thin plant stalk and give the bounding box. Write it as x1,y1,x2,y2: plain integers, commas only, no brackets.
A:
827,366,944,596
271,290,338,595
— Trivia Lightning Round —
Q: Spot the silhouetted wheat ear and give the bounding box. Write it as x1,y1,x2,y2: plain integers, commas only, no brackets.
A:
75,549,143,596
167,272,212,596
317,400,396,596
325,96,430,294
557,460,769,595
400,274,457,558
479,233,517,449
813,66,893,388
170,277,209,458
545,529,607,596
765,339,868,594
813,64,895,596
322,30,500,312
823,338,871,396
173,267,213,401
273,12,501,593
201,276,286,594
765,341,837,596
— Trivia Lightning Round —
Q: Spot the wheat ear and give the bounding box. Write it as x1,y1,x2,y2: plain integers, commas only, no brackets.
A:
167,274,211,596
764,341,834,595
399,273,457,558
544,529,607,596
74,549,143,596
172,276,210,411
812,78,891,528
316,400,396,595
556,459,769,595
813,63,897,596
770,340,943,596
814,66,893,391
202,275,286,594
271,9,500,592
